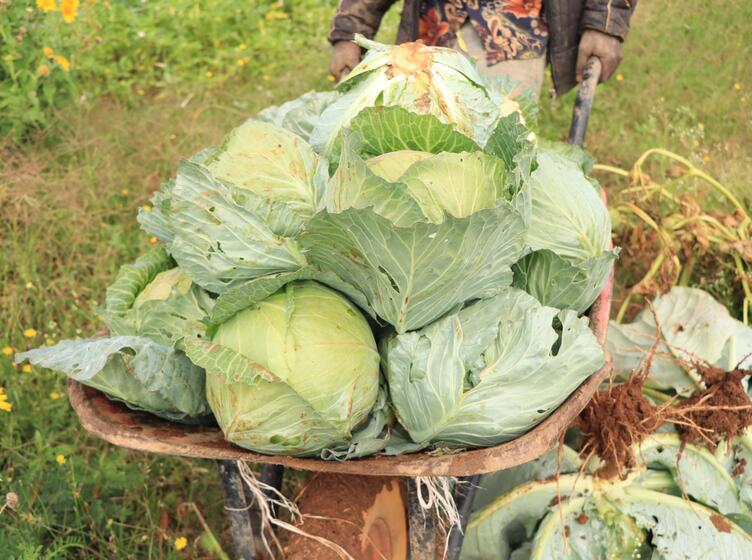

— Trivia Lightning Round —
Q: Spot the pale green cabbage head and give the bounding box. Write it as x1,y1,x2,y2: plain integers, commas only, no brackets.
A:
512,141,617,314
187,281,382,457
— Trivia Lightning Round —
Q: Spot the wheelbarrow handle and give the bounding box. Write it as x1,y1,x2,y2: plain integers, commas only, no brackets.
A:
567,56,602,148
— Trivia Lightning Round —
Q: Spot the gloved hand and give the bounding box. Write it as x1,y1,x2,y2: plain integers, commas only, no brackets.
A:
576,30,623,83
329,40,362,82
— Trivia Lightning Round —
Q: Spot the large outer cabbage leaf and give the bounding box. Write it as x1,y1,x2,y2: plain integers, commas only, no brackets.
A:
303,205,524,333
382,288,605,447
607,287,752,394
16,336,210,423
611,487,752,559
461,474,594,560
529,497,649,560
349,105,480,157
472,445,582,513
513,143,616,314
310,37,525,157
638,434,749,516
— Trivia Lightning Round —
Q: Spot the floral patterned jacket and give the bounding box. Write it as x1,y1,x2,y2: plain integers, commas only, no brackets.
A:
329,0,637,94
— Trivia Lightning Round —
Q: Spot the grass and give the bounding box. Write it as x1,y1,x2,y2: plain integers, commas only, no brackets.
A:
1,1,750,557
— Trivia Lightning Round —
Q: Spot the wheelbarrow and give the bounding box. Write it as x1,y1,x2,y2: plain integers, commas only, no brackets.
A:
66,57,608,560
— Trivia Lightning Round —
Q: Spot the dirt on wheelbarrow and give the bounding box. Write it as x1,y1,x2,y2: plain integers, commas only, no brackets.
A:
284,474,408,560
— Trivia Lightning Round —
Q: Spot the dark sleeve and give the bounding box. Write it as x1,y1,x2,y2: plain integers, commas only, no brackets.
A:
580,0,638,40
328,0,399,44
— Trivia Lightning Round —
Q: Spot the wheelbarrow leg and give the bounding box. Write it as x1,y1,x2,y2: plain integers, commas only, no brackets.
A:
407,479,436,560
446,474,481,560
217,460,257,560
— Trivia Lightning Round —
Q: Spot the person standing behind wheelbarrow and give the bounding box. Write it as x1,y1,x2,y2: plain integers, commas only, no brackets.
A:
328,0,637,97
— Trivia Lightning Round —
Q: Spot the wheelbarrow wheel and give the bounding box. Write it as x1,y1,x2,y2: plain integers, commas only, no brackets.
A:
285,474,408,560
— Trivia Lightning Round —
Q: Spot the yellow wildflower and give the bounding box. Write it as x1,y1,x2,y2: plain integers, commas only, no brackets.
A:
265,10,288,20
43,46,54,58
1,347,13,356
206,70,213,78
326,75,335,82
142,204,152,212
236,59,245,66
702,155,710,162
262,75,270,81
56,454,66,464
169,133,176,140
615,74,624,82
698,123,704,130
0,388,11,413
121,188,129,195
174,537,188,551
734,83,742,91
60,0,79,23
149,236,158,245
25,282,34,289
45,338,55,345
137,88,145,96
23,328,37,338
36,0,57,13
50,392,61,400
54,55,71,71
238,43,247,50
21,364,32,374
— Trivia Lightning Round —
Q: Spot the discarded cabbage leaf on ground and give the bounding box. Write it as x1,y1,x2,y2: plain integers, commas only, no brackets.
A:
382,288,604,449
608,287,752,395
462,432,752,560
185,281,382,457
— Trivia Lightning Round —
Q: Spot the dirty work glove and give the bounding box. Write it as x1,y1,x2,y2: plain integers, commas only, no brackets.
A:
576,29,624,83
329,40,362,82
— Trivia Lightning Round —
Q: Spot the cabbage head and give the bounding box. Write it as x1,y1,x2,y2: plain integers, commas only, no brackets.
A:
512,141,617,314
300,107,529,332
138,119,326,294
381,288,604,450
17,249,213,423
184,281,383,457
310,36,530,158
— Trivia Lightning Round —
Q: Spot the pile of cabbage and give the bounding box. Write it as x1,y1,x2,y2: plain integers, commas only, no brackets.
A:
18,38,615,459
